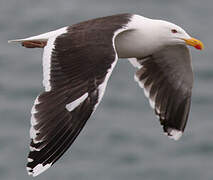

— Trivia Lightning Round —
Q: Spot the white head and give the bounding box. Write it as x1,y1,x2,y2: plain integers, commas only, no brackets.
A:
115,15,204,58
149,20,190,45
147,19,204,48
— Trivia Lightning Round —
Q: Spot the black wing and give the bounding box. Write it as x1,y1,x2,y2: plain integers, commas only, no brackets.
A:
26,13,131,176
129,45,193,140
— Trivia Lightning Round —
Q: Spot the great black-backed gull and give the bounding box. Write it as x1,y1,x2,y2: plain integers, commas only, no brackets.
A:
8,13,204,177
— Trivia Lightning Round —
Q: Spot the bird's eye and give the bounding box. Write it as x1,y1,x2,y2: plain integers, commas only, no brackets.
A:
171,29,178,33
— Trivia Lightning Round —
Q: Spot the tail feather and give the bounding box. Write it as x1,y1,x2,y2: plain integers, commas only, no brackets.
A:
8,26,68,44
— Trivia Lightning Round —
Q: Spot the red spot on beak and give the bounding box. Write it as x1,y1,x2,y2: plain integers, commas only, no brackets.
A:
195,44,202,50
183,37,204,50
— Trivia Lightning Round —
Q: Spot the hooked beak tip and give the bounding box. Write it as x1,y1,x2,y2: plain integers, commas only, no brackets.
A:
183,37,204,50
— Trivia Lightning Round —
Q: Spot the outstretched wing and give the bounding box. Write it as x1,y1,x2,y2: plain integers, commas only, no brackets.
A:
129,45,193,140
26,17,128,176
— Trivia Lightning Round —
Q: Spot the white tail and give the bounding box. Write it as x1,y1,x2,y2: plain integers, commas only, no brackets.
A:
8,27,68,44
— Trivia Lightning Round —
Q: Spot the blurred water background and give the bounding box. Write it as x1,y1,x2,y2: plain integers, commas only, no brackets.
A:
0,0,213,179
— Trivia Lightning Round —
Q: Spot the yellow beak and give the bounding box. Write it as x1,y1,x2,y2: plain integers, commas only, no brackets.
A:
183,37,204,50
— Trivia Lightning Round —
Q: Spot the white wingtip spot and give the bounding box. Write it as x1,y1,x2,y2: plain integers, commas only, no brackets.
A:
26,167,33,175
27,163,52,177
166,128,183,141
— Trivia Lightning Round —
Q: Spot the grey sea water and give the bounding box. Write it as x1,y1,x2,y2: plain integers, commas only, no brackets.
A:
1,0,213,179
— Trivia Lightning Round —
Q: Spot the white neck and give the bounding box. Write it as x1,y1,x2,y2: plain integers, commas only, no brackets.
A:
114,15,170,58
115,29,157,58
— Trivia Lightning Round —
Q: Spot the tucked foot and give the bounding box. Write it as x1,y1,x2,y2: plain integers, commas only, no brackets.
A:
22,41,47,48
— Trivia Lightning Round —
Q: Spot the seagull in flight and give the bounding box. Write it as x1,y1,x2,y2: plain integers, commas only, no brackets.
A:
8,13,204,176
